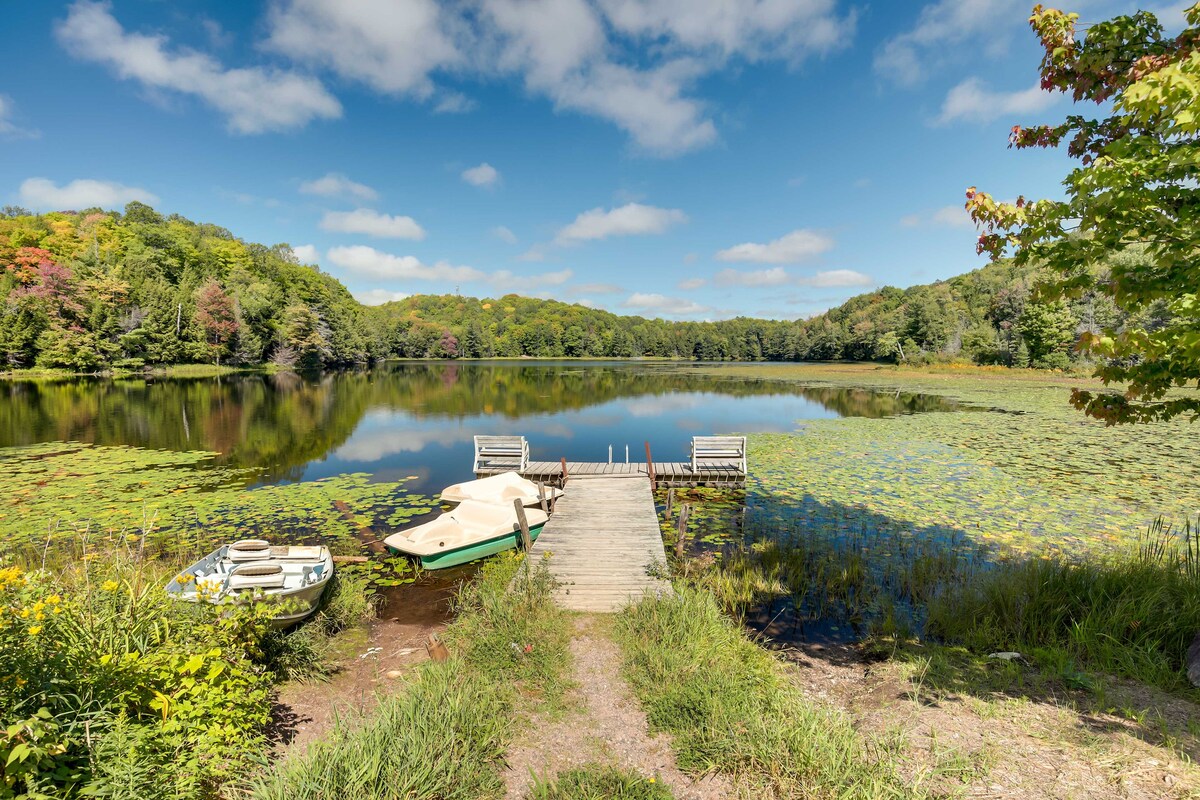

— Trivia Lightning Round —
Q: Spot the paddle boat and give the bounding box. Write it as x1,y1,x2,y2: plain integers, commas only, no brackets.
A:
440,471,564,508
384,500,549,569
165,540,334,628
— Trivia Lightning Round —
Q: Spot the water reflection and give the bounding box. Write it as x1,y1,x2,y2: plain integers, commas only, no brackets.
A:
0,362,961,494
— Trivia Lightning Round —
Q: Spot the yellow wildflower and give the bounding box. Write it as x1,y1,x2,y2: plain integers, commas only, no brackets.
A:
28,625,42,636
102,580,119,592
46,594,61,605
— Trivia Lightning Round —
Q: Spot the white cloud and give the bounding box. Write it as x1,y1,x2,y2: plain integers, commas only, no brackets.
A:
555,203,687,244
19,177,159,210
260,0,851,156
795,269,873,288
0,95,37,139
936,78,1058,125
299,173,378,201
875,0,1022,86
715,229,833,264
573,282,624,294
714,267,792,286
901,205,974,228
327,245,484,282
434,92,476,113
623,292,709,316
56,0,340,134
462,163,500,187
491,225,518,244
291,244,320,264
320,208,426,240
677,277,707,290
264,0,459,98
354,288,411,306
490,268,574,295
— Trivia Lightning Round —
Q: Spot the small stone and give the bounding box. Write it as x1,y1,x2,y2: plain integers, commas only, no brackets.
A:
385,669,403,679
1187,632,1200,687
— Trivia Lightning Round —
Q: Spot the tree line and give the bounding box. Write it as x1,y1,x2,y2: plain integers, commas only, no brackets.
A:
0,203,1149,370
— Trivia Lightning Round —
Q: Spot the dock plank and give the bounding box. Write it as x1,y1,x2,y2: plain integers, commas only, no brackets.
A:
520,475,672,612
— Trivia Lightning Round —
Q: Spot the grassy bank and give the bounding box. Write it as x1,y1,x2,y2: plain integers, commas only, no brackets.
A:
0,540,372,800
614,588,922,799
252,555,573,800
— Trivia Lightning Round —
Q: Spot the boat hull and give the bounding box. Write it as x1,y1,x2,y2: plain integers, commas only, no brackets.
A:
397,522,546,569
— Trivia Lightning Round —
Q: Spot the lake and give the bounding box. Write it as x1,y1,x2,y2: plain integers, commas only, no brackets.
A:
0,361,960,499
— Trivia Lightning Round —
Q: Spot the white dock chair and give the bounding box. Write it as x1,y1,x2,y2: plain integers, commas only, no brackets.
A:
690,436,747,475
473,435,529,473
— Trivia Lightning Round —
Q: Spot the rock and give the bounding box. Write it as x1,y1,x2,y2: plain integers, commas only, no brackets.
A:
1187,633,1200,687
384,669,403,679
987,651,1026,662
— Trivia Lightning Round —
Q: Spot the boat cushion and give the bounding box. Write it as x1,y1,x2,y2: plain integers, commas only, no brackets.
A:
228,562,286,590
228,539,272,562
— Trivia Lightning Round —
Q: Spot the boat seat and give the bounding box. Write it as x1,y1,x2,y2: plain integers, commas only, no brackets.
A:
228,562,286,590
228,539,272,562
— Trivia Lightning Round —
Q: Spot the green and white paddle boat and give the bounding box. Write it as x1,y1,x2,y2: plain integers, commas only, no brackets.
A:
440,471,564,507
384,500,549,570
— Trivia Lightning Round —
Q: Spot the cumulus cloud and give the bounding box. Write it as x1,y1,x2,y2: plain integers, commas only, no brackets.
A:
320,209,426,240
573,282,624,294
299,172,378,201
715,229,833,264
795,269,873,288
935,78,1058,125
19,177,159,210
714,267,791,287
433,92,477,113
490,268,574,295
353,288,411,306
56,0,341,134
0,95,37,139
327,245,484,282
290,244,320,264
900,205,974,228
677,277,707,290
874,0,1022,86
491,225,518,244
260,0,852,155
555,203,687,244
462,163,500,187
623,292,709,316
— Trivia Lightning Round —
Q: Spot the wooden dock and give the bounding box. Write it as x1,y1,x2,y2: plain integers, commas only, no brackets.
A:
479,460,745,488
523,475,673,613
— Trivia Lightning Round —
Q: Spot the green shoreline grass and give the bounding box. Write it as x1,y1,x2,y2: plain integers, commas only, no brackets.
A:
251,555,573,800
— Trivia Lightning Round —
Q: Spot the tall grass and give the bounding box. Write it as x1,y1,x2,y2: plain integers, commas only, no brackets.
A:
530,765,676,799
251,555,572,800
614,588,923,799
926,516,1200,690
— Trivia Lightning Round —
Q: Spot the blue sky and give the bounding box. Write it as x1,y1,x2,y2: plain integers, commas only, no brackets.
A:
0,1,1190,320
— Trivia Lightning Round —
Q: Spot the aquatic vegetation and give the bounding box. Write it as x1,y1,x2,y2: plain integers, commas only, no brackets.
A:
0,441,436,564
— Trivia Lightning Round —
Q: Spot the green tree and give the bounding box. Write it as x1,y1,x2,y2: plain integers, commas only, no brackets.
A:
969,4,1200,422
1019,300,1077,369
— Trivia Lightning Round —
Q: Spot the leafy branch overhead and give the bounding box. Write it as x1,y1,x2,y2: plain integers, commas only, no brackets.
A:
968,3,1200,423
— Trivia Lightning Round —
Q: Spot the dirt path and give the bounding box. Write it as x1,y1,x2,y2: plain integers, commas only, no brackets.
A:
271,579,458,752
503,617,734,800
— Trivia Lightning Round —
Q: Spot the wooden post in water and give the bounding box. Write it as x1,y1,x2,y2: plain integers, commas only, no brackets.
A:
645,441,656,490
514,499,533,552
537,481,549,515
665,487,675,520
674,504,691,560
560,457,569,488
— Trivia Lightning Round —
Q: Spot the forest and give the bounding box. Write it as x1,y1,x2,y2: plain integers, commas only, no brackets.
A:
0,203,1153,370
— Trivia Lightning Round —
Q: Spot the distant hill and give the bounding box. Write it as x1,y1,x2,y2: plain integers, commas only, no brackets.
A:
1,203,1129,370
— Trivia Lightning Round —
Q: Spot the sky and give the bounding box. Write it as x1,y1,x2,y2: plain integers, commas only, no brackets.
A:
0,0,1191,321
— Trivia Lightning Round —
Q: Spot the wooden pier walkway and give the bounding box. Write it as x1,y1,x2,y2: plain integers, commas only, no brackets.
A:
524,475,672,613
480,461,745,488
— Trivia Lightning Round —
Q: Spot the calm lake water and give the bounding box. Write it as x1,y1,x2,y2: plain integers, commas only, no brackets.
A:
0,361,958,497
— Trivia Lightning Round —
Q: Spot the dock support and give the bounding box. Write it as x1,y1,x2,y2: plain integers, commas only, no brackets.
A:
513,499,532,552
674,503,691,560
645,441,656,490
560,457,569,487
537,481,549,515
